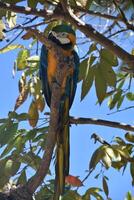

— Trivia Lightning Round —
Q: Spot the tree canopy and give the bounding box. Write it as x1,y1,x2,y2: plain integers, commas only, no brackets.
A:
0,0,134,199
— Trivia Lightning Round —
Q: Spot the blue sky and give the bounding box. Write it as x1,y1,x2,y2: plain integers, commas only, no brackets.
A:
0,15,134,200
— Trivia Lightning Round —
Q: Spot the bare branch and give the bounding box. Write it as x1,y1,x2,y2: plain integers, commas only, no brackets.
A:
107,29,128,38
107,106,134,115
70,117,134,132
75,6,123,22
113,0,134,31
1,2,134,68
60,6,134,68
0,2,49,17
0,30,24,51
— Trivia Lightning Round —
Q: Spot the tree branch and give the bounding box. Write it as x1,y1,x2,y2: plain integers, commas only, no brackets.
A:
75,6,123,22
0,2,50,17
113,0,134,31
60,2,134,68
1,2,134,69
70,117,134,132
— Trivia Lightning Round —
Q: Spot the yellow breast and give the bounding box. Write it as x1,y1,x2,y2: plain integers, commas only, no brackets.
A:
47,50,57,84
47,49,73,86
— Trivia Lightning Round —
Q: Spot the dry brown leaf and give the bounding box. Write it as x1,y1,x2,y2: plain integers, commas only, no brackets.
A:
28,100,39,127
22,31,35,40
19,73,26,92
65,175,83,187
14,85,29,110
35,95,45,112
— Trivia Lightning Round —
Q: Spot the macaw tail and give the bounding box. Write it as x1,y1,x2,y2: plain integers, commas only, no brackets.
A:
54,97,70,200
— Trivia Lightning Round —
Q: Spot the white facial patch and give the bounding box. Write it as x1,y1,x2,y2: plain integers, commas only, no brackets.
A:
51,31,70,44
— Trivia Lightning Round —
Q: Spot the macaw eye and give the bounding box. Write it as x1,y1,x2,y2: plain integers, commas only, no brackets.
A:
60,32,67,37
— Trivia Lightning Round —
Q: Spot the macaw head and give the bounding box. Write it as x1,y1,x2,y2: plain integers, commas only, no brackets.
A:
48,24,76,50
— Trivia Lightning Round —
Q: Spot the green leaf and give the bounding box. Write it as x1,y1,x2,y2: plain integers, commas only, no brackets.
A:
112,161,125,170
102,153,112,169
0,9,6,19
1,0,25,3
103,177,109,197
16,49,30,70
1,140,16,158
26,126,48,141
103,66,116,87
0,122,18,147
16,113,29,121
6,11,17,28
0,19,5,30
85,0,94,9
114,137,126,145
130,163,134,186
0,159,10,188
17,170,27,185
108,90,122,110
0,159,7,177
83,187,103,200
19,152,41,170
89,147,103,171
62,190,82,200
68,0,77,7
78,58,88,82
100,48,118,67
27,55,39,68
125,132,134,143
35,186,53,200
89,43,97,53
103,146,117,160
0,44,24,54
117,79,125,89
125,191,134,200
126,92,134,101
0,118,8,123
98,55,116,88
27,0,38,8
117,95,125,109
14,135,26,151
0,19,5,38
27,55,39,63
81,67,94,100
112,145,130,160
95,64,107,104
5,159,20,177
79,55,96,84
32,132,47,143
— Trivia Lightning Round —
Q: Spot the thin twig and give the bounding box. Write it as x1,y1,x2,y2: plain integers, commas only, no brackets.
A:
5,16,38,32
0,30,24,51
108,28,128,38
0,2,50,17
107,106,134,115
1,2,134,67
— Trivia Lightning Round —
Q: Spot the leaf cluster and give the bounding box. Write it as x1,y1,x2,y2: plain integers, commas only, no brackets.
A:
0,0,134,199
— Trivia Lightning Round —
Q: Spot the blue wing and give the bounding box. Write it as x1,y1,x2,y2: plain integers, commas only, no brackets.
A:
39,45,51,107
39,45,79,108
69,50,79,108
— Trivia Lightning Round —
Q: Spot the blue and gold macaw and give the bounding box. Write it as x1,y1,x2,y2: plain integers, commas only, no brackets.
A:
39,24,79,199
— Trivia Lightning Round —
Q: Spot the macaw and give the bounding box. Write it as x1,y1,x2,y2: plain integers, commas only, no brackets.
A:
39,24,79,199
